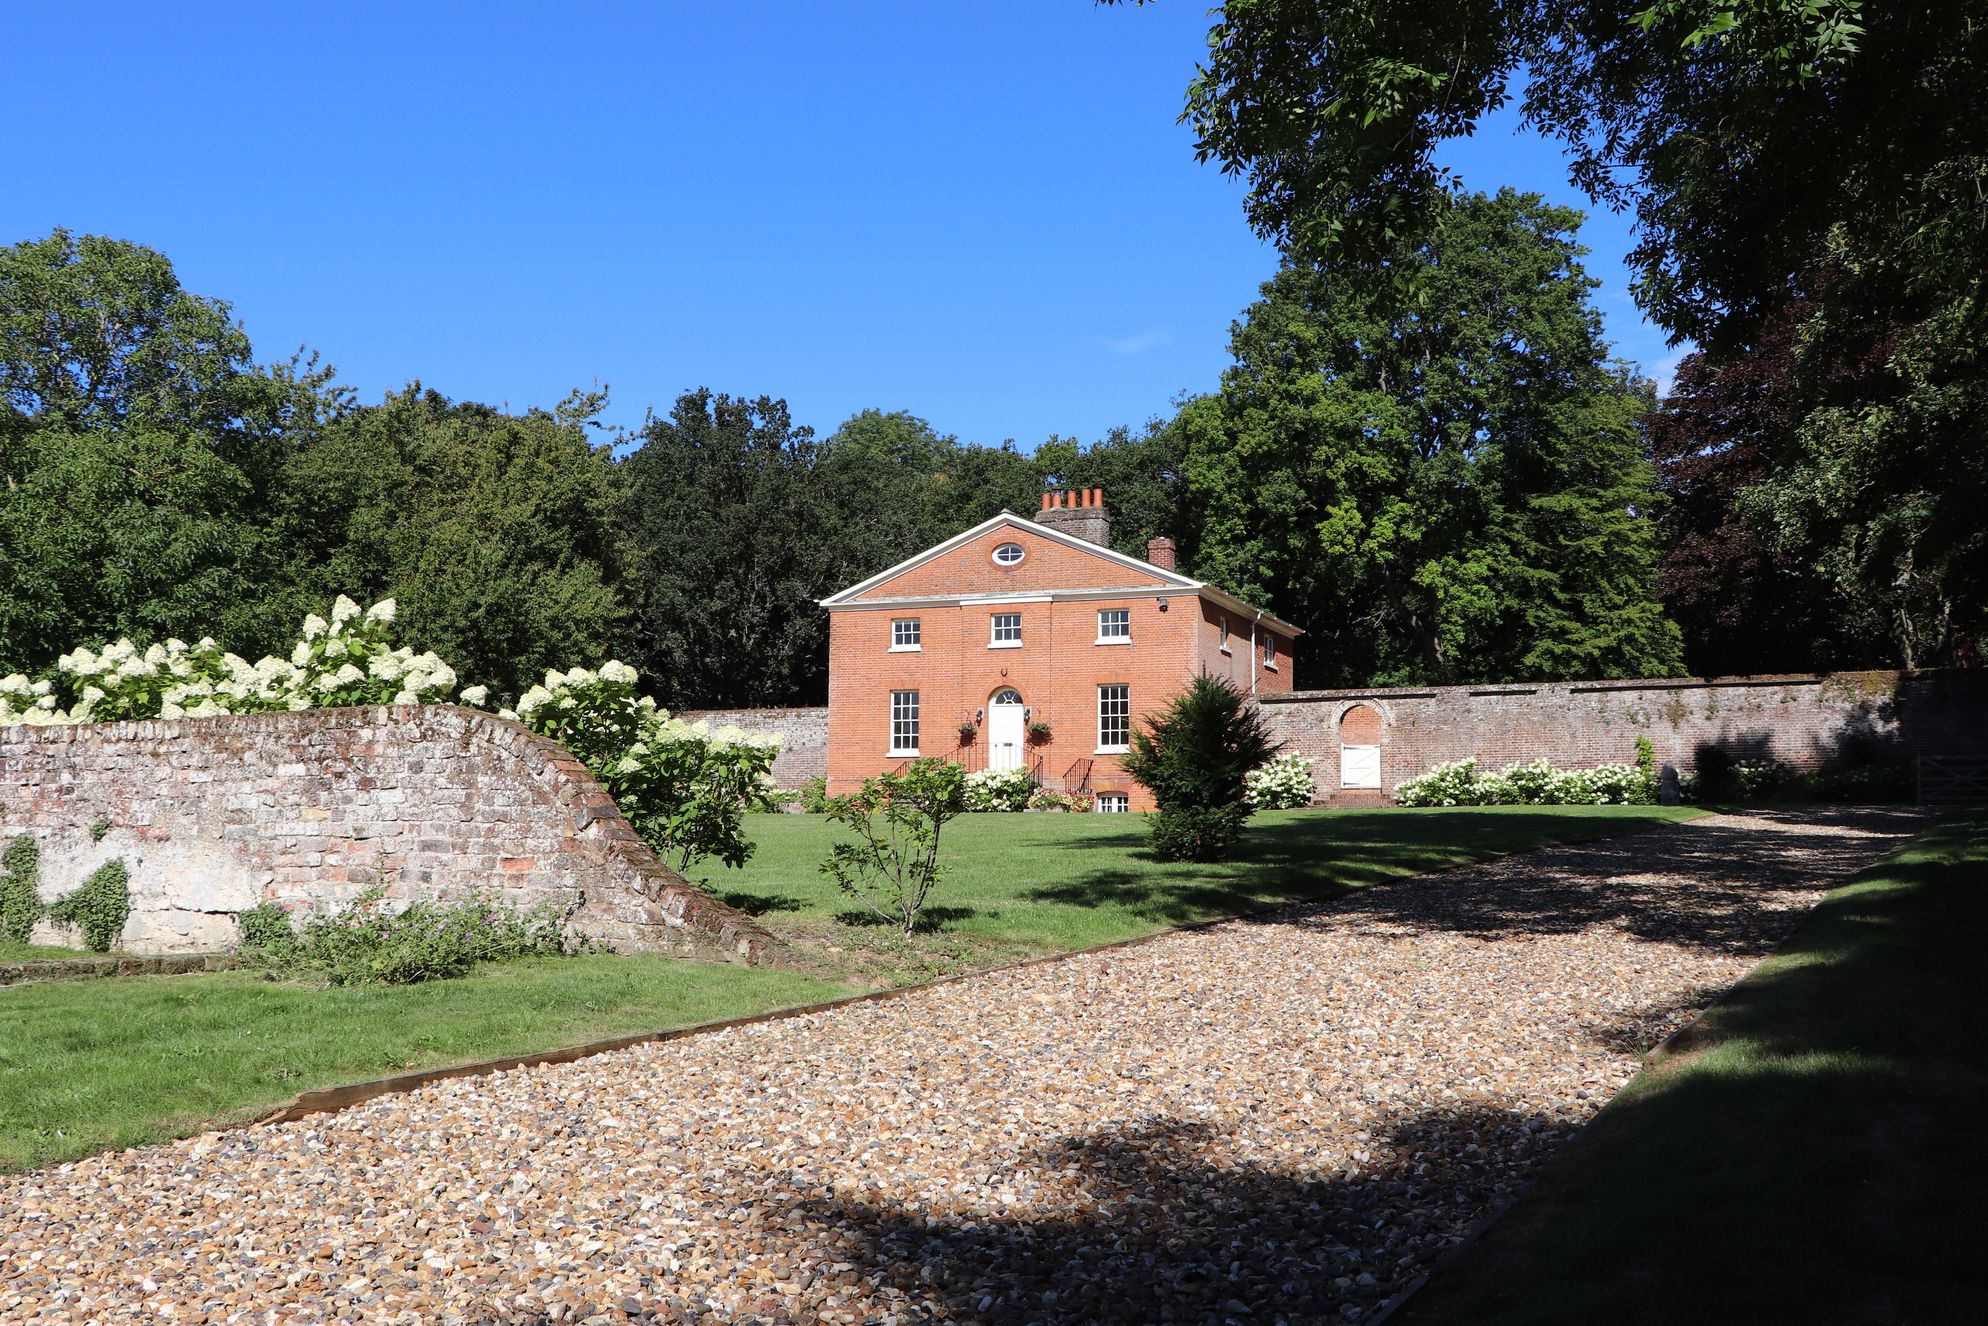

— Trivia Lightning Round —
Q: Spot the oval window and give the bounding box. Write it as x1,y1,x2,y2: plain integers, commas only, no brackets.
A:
992,541,1025,566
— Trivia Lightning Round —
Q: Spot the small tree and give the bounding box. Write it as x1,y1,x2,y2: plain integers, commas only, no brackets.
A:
1122,672,1280,862
819,759,966,937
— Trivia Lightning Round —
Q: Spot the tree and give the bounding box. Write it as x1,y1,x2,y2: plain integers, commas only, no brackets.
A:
1118,0,1988,669
1649,314,1890,674
1122,672,1280,862
620,390,839,707
1184,189,1681,688
277,386,628,700
819,758,967,936
0,232,341,671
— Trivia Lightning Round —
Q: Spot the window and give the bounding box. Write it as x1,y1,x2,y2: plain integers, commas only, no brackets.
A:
890,618,921,651
990,612,1023,647
992,541,1025,566
1096,608,1131,643
1097,684,1130,752
1263,635,1278,667
1096,792,1129,813
1219,620,1231,653
889,690,920,754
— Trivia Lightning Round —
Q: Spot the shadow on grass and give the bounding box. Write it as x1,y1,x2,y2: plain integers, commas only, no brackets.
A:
714,891,806,917
1398,814,1988,1326
1034,806,1925,958
770,1107,1563,1325
833,905,983,932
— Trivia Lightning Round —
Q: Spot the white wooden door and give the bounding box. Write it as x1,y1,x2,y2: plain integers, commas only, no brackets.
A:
988,690,1025,771
1341,744,1381,789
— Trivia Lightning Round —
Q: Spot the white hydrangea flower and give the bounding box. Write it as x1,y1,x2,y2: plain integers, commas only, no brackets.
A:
365,598,397,625
600,660,638,685
331,595,362,626
143,643,167,666
302,614,328,640
458,685,489,706
368,653,404,682
290,641,312,667
393,689,420,705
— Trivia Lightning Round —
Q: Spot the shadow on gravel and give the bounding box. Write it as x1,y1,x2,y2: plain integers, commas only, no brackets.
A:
779,1107,1571,1326
1034,806,1921,959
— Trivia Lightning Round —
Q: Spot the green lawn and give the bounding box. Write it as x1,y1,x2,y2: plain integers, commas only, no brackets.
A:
717,805,1701,978
0,955,843,1172
1401,813,1988,1325
0,941,89,962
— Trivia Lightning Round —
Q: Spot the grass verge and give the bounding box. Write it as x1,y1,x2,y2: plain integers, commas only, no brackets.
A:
717,805,1701,981
0,955,842,1172
1401,813,1988,1325
0,941,90,962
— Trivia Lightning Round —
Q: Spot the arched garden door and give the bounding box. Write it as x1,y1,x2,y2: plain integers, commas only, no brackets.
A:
1340,704,1383,789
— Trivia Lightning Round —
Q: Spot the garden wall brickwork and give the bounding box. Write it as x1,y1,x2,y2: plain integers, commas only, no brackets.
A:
0,705,787,962
677,707,828,789
1262,669,1988,803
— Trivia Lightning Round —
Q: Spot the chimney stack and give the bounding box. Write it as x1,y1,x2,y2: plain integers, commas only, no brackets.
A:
1146,536,1176,570
1037,487,1112,547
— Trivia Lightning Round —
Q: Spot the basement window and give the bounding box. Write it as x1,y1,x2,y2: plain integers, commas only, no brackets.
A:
1096,792,1129,813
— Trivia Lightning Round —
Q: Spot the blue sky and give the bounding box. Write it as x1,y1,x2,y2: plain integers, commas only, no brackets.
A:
7,2,1677,448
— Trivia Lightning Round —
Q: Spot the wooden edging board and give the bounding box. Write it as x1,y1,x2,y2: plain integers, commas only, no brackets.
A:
256,812,1690,1129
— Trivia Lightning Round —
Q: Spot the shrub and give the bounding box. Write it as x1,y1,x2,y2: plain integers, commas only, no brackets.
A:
256,888,570,985
799,776,833,814
1395,757,1646,807
1244,752,1316,809
963,766,1036,812
47,859,130,952
820,758,966,936
1733,758,1795,801
1027,788,1091,812
1150,804,1252,860
1634,736,1659,804
497,663,781,877
1,835,41,945
235,902,297,955
1795,764,1914,802
1394,759,1490,806
1121,672,1279,862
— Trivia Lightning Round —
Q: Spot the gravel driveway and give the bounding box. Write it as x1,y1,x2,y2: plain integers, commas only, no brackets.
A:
0,807,1921,1325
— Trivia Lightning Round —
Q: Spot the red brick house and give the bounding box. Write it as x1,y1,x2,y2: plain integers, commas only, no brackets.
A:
819,488,1303,810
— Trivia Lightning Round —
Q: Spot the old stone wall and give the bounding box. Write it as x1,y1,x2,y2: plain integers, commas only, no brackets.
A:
679,706,829,788
0,705,786,962
1262,670,1988,803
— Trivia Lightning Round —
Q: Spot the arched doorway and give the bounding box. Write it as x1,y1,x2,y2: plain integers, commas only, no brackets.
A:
988,688,1026,771
1339,704,1383,789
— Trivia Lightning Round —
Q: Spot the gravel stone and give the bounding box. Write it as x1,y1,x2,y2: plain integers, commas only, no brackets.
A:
0,807,1918,1324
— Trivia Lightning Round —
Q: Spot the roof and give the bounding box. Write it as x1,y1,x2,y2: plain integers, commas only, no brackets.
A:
818,510,1304,637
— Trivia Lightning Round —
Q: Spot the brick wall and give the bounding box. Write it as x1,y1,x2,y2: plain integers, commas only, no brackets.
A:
1262,670,1988,803
677,707,828,788
0,705,788,963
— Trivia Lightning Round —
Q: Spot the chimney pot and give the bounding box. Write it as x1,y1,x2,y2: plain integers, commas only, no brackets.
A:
1040,492,1051,511
1146,536,1177,570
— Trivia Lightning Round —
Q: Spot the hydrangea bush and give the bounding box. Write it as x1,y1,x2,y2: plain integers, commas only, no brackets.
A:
500,661,781,874
962,766,1037,812
1394,757,1652,807
1243,753,1317,809
1,596,781,880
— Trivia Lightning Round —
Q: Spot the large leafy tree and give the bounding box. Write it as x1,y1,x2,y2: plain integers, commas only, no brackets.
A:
278,386,629,700
1185,189,1681,687
0,232,340,669
1125,0,1987,667
620,390,841,707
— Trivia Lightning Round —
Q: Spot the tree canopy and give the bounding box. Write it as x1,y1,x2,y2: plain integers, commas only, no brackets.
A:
1183,189,1681,687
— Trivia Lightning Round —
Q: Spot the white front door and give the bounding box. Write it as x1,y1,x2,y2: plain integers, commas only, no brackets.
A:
988,690,1025,771
1341,744,1381,789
